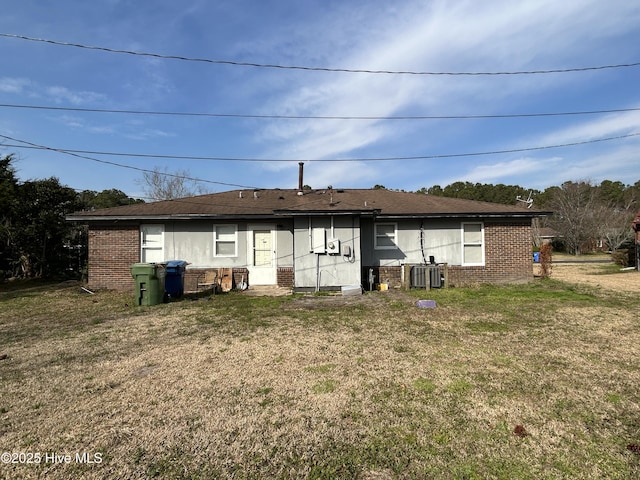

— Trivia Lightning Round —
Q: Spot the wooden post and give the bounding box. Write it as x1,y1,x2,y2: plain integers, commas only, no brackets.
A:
402,264,411,290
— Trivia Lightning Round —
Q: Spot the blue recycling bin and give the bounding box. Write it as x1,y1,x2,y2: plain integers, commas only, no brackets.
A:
164,260,188,298
533,252,540,263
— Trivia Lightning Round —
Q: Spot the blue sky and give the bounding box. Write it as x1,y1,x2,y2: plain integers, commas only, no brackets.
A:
1,0,639,199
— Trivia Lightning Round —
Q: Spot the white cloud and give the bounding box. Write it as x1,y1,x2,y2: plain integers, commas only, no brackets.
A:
458,157,556,184
539,145,640,187
45,86,106,105
536,109,640,145
0,77,32,94
254,0,640,172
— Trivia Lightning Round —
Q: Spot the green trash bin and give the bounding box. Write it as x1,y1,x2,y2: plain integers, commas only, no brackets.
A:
131,263,166,306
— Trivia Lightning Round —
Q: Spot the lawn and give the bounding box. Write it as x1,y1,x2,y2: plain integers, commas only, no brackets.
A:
1,278,639,479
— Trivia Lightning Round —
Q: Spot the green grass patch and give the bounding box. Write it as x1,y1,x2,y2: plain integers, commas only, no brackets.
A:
465,320,509,333
312,379,337,394
412,377,437,394
305,363,336,374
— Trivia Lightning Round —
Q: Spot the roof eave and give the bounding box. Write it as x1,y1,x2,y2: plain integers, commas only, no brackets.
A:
273,209,380,216
67,209,553,222
66,213,284,222
376,211,552,220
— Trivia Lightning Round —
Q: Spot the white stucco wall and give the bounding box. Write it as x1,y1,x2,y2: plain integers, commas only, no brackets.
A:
293,216,362,288
361,218,465,267
153,220,293,269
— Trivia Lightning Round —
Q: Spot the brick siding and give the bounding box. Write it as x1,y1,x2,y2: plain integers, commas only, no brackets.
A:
447,221,533,286
87,224,139,290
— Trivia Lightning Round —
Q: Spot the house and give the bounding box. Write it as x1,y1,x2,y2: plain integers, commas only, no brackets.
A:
67,187,551,292
633,211,640,243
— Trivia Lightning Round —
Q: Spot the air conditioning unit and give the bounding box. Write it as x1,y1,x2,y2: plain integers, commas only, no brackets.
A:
429,265,442,288
326,238,341,255
411,265,442,288
411,265,427,288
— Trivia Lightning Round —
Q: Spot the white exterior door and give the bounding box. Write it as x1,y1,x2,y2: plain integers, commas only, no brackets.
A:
248,226,276,285
140,224,164,263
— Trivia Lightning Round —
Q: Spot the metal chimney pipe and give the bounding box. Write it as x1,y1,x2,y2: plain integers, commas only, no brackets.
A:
298,162,304,191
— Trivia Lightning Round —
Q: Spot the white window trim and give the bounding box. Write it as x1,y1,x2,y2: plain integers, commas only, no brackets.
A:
374,222,398,250
140,224,164,262
213,224,238,258
461,222,485,266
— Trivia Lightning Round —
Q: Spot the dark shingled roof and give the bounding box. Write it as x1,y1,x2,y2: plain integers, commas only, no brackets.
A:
67,188,550,221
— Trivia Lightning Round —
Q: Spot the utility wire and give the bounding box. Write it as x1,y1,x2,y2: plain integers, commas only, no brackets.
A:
3,132,639,163
0,133,258,189
2,33,639,76
2,102,639,120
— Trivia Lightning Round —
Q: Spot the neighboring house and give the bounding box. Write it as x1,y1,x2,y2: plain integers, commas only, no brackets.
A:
633,211,640,244
66,188,551,292
535,227,558,246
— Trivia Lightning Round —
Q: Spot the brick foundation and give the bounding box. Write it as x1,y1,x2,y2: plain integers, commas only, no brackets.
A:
362,266,403,289
184,268,250,292
87,224,139,290
277,267,294,288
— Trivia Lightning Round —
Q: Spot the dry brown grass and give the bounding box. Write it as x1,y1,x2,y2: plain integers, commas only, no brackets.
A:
537,253,640,293
1,275,640,479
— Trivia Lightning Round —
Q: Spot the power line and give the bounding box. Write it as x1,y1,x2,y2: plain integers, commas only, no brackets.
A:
0,133,258,189
2,102,639,120
2,32,639,76
4,132,639,163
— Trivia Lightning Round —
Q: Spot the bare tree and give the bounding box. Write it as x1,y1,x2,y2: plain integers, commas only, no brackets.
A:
599,208,636,252
137,167,209,201
546,181,607,255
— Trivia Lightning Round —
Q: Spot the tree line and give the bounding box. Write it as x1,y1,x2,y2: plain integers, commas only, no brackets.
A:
0,155,142,279
1,152,639,280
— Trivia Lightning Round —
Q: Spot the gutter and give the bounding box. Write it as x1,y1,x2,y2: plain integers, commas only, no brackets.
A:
66,213,290,222
376,211,553,220
272,209,380,217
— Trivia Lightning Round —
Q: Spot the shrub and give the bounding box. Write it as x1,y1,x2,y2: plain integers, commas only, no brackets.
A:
611,249,629,267
539,243,553,278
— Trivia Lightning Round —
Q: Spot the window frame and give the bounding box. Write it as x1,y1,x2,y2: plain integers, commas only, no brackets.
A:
461,222,485,266
213,224,238,258
140,224,164,263
374,222,398,250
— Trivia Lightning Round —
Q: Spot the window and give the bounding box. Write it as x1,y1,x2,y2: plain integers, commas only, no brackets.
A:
214,225,237,257
375,223,398,249
140,224,164,263
462,222,484,265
